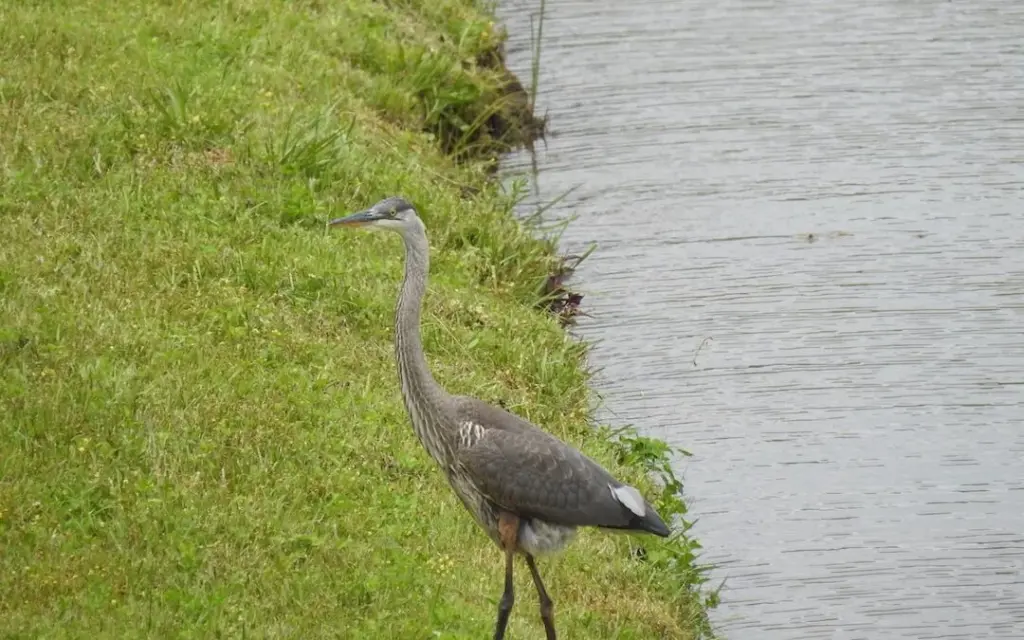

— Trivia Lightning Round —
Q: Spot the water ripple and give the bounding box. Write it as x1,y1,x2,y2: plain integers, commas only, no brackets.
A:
500,0,1024,637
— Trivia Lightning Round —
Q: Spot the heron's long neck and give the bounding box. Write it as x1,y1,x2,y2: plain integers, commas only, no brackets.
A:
395,227,449,462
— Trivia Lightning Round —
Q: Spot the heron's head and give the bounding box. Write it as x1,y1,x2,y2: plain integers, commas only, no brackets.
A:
328,196,420,234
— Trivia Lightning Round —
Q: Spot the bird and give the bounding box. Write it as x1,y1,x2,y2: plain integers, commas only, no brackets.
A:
329,196,671,640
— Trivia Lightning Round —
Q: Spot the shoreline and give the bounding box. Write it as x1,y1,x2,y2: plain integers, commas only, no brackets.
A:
478,9,721,640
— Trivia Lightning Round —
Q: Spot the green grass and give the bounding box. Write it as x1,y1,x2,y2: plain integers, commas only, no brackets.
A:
0,0,714,637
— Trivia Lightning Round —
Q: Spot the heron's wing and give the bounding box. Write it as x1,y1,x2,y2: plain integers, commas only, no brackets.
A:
457,428,638,529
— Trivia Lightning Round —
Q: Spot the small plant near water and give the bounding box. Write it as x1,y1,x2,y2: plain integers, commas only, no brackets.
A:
604,426,722,636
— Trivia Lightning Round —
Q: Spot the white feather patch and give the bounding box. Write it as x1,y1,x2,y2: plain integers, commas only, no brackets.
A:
610,484,646,518
457,421,485,448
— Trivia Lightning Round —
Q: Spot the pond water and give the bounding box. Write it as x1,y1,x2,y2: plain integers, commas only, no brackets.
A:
498,0,1024,637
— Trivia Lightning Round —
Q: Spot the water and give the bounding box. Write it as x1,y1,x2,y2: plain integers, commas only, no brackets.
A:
497,0,1024,637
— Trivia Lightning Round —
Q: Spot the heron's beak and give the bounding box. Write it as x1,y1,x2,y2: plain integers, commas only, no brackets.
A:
328,209,381,228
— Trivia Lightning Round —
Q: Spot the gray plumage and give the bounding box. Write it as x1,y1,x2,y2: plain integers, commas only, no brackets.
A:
454,398,668,536
329,196,670,640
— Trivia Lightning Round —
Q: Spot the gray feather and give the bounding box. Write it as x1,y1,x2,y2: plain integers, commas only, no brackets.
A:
454,397,669,535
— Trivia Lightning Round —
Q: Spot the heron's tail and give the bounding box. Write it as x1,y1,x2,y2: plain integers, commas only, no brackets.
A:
633,502,671,537
610,484,671,537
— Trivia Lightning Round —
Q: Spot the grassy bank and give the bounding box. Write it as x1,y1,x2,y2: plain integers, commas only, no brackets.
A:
0,0,713,637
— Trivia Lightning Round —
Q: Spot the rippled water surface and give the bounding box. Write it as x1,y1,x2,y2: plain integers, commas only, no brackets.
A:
498,0,1024,637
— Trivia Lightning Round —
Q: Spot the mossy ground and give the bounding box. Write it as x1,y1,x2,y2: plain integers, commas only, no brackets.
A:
0,1,713,637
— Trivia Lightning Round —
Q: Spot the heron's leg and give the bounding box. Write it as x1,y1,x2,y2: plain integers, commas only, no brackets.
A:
494,548,516,640
494,512,519,640
525,553,556,640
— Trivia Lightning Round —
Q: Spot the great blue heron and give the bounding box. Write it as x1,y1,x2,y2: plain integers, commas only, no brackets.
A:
329,196,670,639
